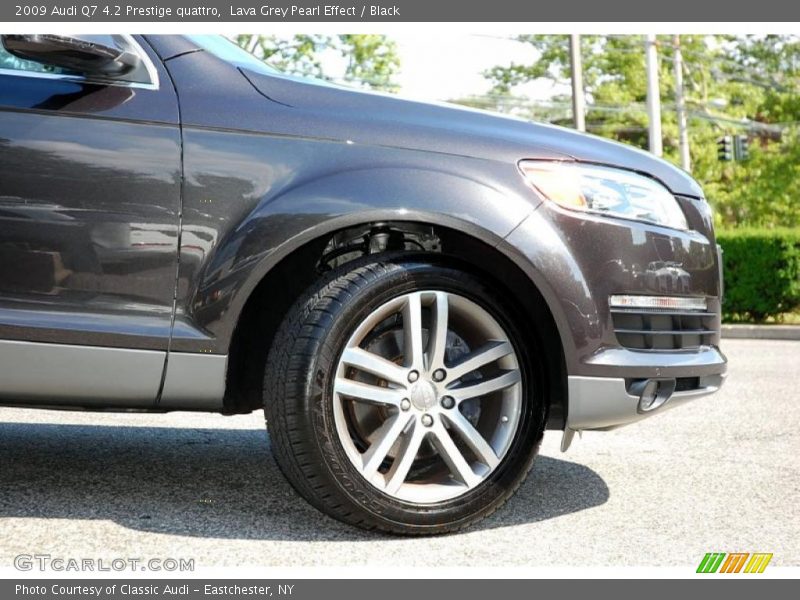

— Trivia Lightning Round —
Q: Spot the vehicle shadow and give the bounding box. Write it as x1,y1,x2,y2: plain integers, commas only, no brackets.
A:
0,421,608,541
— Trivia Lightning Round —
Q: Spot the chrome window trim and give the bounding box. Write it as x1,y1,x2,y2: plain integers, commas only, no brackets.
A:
0,34,159,91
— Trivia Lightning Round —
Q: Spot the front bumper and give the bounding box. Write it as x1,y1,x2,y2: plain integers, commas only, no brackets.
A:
499,194,727,448
561,371,726,451
564,343,727,448
582,343,726,379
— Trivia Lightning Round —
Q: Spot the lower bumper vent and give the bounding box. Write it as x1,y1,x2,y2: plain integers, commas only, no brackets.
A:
611,309,717,350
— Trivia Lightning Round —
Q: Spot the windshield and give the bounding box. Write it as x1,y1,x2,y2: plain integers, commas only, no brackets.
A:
186,35,280,75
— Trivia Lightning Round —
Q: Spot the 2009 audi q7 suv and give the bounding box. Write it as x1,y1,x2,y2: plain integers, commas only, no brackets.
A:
0,34,726,534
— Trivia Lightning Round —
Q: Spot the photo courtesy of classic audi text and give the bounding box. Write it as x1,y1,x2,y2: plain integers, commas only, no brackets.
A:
0,0,798,595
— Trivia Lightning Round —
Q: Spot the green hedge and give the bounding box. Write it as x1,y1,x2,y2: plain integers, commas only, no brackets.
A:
717,228,800,322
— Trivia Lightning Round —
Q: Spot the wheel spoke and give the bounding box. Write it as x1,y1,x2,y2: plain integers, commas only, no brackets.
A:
442,410,499,469
340,347,407,386
431,420,481,487
334,378,403,407
384,421,427,495
449,369,521,403
403,292,425,370
426,291,449,371
333,288,524,504
361,413,413,478
447,340,514,383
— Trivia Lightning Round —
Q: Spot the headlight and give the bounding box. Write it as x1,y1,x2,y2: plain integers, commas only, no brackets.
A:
519,161,688,230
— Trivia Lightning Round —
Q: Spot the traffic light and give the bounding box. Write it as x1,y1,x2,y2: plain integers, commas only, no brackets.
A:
717,135,733,162
734,134,749,161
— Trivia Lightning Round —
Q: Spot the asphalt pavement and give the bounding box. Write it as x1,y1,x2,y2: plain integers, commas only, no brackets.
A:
0,339,797,568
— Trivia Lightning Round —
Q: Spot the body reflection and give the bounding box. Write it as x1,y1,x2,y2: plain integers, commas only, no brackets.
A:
0,107,181,349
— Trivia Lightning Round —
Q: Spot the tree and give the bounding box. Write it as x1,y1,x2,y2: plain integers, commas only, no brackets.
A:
338,34,399,92
234,34,399,92
478,34,800,228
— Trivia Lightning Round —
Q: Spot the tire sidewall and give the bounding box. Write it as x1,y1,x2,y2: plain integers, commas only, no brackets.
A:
299,260,547,531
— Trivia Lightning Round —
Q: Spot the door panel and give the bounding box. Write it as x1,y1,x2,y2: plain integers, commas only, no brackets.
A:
0,36,181,404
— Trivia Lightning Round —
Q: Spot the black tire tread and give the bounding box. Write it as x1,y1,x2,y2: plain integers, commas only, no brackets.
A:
263,258,543,535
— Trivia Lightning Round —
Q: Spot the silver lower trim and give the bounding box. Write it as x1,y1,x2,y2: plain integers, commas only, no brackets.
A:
0,339,164,405
160,352,227,409
0,339,227,409
584,345,726,372
561,373,725,451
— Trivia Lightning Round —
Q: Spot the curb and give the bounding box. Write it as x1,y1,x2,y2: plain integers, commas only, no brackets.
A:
722,324,800,341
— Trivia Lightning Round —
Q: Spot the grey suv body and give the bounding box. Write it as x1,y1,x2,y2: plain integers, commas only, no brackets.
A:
0,34,726,533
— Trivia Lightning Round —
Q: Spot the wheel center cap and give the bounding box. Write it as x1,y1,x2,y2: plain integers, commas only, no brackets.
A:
409,380,437,411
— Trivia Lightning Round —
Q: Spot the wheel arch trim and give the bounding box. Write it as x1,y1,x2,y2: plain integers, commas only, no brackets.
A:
221,214,570,426
198,163,537,353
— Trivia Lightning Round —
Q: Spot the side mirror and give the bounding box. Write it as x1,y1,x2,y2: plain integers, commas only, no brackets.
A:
1,35,140,77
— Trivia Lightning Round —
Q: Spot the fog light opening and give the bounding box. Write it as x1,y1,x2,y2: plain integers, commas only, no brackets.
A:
634,378,677,413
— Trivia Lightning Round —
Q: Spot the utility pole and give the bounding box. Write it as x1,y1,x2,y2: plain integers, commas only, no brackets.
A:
569,34,586,132
673,35,691,171
247,35,260,54
645,34,663,157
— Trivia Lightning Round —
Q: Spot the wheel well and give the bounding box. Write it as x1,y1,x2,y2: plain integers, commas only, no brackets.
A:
223,222,567,429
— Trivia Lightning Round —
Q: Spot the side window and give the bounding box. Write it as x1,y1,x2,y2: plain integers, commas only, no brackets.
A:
0,43,72,75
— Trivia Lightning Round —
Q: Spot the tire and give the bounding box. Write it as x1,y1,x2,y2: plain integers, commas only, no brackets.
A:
263,257,547,535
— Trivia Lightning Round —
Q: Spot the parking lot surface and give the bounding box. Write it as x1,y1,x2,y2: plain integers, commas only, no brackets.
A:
0,339,797,568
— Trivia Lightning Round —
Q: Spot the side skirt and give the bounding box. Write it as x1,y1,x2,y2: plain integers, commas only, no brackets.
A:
0,339,226,410
159,352,227,409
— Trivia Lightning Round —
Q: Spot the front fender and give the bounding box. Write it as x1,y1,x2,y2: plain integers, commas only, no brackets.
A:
175,163,536,353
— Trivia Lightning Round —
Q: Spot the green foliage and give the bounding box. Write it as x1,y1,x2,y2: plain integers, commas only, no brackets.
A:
234,34,399,91
479,34,800,229
236,34,328,78
704,130,800,228
338,34,400,91
717,228,800,321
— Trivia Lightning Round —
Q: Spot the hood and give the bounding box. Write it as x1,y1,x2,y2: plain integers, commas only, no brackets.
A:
243,70,704,199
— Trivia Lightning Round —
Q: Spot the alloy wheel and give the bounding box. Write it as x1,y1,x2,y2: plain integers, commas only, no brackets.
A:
332,290,523,503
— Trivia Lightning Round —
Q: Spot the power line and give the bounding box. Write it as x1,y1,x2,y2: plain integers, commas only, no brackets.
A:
469,33,798,90
450,93,789,132
237,34,798,134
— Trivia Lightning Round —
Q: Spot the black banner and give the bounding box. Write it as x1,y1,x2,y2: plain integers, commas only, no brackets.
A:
1,579,792,599
2,0,799,22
